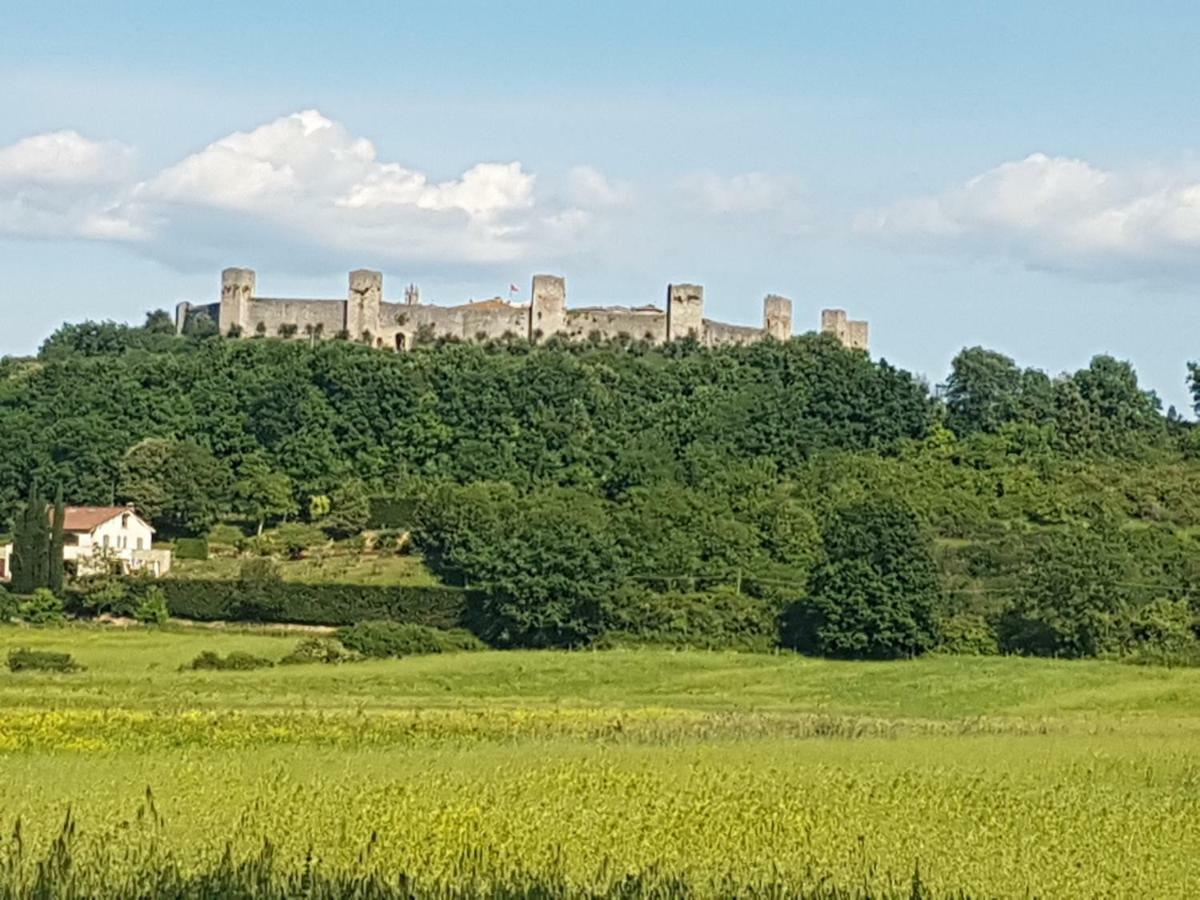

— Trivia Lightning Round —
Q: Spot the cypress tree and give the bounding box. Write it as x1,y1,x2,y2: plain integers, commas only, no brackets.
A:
11,482,50,594
48,484,65,596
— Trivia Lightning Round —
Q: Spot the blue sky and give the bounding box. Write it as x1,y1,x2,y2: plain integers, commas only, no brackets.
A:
4,2,1200,410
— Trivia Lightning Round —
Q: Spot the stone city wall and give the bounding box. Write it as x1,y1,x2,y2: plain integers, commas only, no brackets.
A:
179,268,868,353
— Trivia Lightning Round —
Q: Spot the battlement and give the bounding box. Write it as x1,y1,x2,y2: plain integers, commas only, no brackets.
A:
176,269,869,353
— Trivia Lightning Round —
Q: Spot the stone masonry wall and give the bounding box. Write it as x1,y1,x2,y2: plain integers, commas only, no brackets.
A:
247,299,345,336
565,308,668,344
193,268,868,353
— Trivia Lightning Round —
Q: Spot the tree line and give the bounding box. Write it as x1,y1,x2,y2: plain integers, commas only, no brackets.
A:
2,314,1199,660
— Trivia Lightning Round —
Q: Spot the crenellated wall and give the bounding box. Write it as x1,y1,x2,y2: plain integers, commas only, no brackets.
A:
247,299,345,336
703,320,766,347
565,307,668,343
191,268,869,353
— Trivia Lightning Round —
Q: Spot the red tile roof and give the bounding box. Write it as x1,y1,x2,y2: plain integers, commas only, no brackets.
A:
59,506,143,533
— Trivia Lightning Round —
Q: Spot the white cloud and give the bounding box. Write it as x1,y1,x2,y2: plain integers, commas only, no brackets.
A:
0,110,604,267
858,153,1200,280
0,130,142,241
678,171,803,215
564,165,632,208
0,130,134,186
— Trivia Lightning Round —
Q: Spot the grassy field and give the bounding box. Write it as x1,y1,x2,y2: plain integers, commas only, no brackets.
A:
1,626,1198,897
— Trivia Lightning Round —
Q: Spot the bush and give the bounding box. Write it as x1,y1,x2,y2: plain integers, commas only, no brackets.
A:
70,576,133,617
279,636,359,665
336,621,485,658
0,585,15,622
143,579,467,628
7,648,81,673
206,523,245,547
1119,598,1200,667
135,587,170,625
186,650,274,671
175,537,210,561
272,523,326,559
598,587,778,652
934,613,1000,656
17,589,65,625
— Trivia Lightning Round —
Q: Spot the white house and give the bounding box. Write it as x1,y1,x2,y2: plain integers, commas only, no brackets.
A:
0,506,172,581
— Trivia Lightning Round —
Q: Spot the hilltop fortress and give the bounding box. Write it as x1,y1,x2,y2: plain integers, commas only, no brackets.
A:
176,269,869,352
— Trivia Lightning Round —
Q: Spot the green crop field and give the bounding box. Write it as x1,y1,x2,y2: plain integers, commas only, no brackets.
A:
1,626,1198,897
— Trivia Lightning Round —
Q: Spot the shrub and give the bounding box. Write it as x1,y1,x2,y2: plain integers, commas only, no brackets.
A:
0,585,15,622
279,636,359,665
272,523,326,560
598,587,778,652
934,613,1001,656
175,537,210,561
7,648,81,672
336,620,485,658
135,587,170,625
206,524,244,547
186,650,274,671
70,576,133,617
143,579,467,628
17,589,65,625
1119,598,1200,667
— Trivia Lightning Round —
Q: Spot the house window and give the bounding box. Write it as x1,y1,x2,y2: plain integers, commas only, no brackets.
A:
122,513,130,528
136,538,144,551
65,534,79,546
102,535,110,549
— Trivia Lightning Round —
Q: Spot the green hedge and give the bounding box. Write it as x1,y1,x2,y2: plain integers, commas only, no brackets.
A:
597,587,779,652
174,538,210,561
141,579,467,628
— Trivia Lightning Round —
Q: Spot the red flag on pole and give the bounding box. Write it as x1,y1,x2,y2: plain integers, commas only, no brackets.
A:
509,284,520,293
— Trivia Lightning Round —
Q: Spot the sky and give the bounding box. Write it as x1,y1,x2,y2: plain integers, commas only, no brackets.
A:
4,1,1200,411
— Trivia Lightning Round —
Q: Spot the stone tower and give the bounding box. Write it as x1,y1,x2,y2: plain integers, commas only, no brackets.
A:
846,320,869,351
763,294,793,341
666,283,704,342
821,308,869,351
529,274,566,341
345,269,383,341
174,301,191,335
219,267,255,336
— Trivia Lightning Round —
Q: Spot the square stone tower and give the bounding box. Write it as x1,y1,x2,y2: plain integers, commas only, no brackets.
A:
763,294,793,341
529,274,566,341
345,269,383,341
821,308,869,351
219,267,255,336
667,283,704,342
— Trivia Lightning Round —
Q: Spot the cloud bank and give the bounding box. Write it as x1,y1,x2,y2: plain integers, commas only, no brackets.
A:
12,119,1198,287
0,110,616,269
858,153,1200,281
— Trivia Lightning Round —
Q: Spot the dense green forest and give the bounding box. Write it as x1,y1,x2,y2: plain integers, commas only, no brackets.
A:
3,314,1200,660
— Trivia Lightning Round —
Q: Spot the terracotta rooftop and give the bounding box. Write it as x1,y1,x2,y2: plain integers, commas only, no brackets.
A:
463,298,519,311
59,506,144,532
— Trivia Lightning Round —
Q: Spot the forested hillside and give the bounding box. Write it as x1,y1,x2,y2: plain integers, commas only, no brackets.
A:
3,315,1200,659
